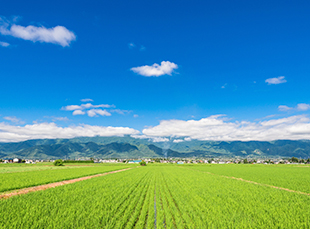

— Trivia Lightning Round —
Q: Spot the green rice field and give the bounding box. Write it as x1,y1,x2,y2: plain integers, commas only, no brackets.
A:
1,164,310,228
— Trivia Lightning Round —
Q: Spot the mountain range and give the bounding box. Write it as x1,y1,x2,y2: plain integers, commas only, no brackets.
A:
0,136,310,159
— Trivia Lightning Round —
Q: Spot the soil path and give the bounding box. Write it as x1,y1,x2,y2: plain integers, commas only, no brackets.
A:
0,167,132,200
183,167,310,196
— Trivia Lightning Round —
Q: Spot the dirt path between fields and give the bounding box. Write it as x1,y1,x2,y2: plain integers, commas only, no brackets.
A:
0,168,132,200
222,175,310,196
183,167,310,196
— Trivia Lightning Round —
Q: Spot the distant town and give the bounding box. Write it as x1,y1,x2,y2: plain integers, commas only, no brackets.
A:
1,157,310,165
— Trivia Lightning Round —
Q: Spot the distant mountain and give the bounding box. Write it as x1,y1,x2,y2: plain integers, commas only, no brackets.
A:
0,136,310,159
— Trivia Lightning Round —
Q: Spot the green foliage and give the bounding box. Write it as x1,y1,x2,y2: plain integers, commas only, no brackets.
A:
53,159,64,166
139,160,147,166
291,157,299,163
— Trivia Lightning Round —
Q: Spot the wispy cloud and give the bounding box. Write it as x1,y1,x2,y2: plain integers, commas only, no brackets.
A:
265,76,287,85
141,114,310,141
0,16,76,47
140,45,146,51
0,41,9,47
131,61,178,77
128,43,135,49
3,116,25,124
52,117,69,121
44,116,69,121
278,105,293,112
0,122,139,142
80,98,93,102
278,103,310,112
110,109,131,115
62,103,114,111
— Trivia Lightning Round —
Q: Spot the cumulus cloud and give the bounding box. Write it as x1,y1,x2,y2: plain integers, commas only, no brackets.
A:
0,41,9,47
87,109,111,117
141,115,310,141
72,110,85,115
81,98,93,102
3,116,25,124
297,103,310,111
131,61,178,77
0,122,139,142
265,76,287,85
0,16,76,47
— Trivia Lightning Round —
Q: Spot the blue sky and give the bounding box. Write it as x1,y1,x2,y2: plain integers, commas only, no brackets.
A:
1,0,310,142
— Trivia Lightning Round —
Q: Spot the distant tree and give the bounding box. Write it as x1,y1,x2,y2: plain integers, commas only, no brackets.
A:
139,160,147,166
307,158,310,163
54,159,64,166
243,159,248,164
291,157,299,163
300,159,305,164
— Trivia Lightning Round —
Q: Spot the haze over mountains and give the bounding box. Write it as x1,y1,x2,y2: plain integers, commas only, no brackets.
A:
0,136,310,159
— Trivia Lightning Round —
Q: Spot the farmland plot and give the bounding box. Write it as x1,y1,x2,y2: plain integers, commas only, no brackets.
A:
0,165,309,228
0,164,131,192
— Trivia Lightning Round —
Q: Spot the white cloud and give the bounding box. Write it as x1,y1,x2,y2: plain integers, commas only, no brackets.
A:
141,115,310,141
297,103,310,111
87,109,111,117
131,61,178,77
0,17,76,47
279,103,310,112
133,114,139,118
0,122,139,142
62,103,114,111
72,110,85,115
81,98,93,102
0,41,9,47
3,116,25,124
140,45,146,51
130,134,169,142
278,105,293,111
173,139,184,143
265,76,287,85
